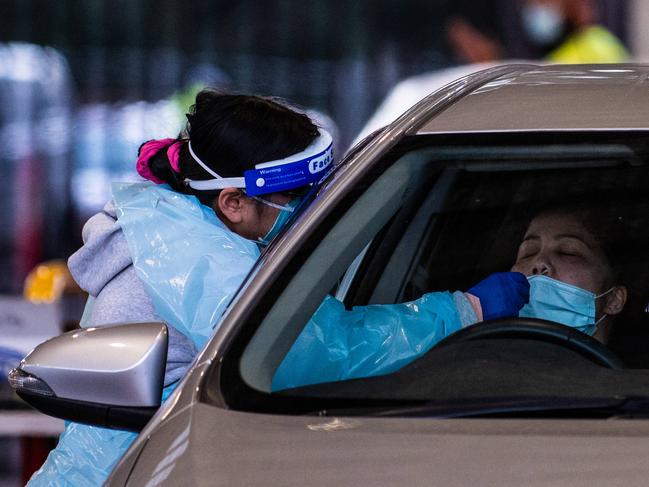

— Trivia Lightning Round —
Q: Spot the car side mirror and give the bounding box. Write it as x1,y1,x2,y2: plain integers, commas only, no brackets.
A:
8,322,167,432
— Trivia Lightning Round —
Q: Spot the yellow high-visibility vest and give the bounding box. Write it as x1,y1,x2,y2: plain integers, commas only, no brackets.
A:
547,25,629,64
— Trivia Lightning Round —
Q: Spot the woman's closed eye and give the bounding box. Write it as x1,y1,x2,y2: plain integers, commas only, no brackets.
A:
516,242,539,261
558,251,581,258
556,241,588,258
517,252,535,261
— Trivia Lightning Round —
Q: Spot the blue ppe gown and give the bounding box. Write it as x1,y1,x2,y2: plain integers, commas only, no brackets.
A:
273,291,477,390
28,183,260,486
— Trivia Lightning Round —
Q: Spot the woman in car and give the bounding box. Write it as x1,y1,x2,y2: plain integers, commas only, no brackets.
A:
29,89,333,486
273,203,628,390
511,203,627,344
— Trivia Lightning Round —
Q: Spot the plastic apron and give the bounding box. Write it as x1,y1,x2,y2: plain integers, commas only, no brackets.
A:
273,291,472,390
28,183,260,486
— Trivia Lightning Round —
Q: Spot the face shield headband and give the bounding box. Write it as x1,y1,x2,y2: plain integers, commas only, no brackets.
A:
185,129,333,196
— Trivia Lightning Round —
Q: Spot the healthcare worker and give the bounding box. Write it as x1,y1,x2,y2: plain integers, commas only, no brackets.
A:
28,89,334,486
446,0,628,66
274,204,628,390
520,0,629,64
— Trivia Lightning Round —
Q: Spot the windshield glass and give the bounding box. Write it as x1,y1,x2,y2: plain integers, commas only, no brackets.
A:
235,132,649,418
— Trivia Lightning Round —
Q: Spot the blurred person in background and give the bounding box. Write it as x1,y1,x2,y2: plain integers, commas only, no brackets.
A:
28,89,333,486
447,0,629,64
353,0,629,147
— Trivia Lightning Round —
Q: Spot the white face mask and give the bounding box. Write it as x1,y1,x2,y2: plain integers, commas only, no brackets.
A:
521,3,566,46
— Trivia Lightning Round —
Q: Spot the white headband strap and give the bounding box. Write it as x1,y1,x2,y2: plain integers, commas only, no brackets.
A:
186,141,246,190
187,141,222,179
185,129,332,193
186,177,246,191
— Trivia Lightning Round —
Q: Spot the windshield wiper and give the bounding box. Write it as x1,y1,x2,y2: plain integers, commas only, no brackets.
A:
316,396,649,419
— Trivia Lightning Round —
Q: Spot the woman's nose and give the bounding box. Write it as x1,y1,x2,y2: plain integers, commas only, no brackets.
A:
531,258,551,276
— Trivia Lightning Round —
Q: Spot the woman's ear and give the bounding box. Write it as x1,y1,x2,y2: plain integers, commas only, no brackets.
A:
603,285,628,316
214,188,246,224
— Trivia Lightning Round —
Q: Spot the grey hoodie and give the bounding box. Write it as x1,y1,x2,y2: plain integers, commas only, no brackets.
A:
68,201,198,387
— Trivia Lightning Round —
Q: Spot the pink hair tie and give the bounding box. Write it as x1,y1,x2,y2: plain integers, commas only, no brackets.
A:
136,138,183,184
166,141,183,173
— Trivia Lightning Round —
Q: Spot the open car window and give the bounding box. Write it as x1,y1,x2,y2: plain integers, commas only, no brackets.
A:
228,132,649,417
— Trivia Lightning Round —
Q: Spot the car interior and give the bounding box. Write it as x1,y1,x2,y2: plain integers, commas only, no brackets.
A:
229,131,649,418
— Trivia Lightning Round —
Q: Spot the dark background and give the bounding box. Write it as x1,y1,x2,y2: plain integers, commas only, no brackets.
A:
0,0,629,293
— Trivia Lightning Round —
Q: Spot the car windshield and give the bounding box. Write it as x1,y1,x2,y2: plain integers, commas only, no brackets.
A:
233,132,649,418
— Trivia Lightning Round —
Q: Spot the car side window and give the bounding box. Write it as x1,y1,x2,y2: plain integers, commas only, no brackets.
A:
225,134,649,414
239,149,437,392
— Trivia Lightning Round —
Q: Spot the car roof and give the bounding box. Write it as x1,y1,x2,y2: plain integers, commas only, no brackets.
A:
416,63,649,134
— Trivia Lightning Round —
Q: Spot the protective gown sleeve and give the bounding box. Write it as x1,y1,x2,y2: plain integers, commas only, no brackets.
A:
272,290,477,391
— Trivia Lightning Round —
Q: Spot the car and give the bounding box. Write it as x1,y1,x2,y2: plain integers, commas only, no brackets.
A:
11,62,649,486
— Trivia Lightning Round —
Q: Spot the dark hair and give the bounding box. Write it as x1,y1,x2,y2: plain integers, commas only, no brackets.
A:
145,89,320,205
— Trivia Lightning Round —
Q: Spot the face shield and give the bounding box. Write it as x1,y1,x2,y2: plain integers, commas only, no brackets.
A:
184,129,334,196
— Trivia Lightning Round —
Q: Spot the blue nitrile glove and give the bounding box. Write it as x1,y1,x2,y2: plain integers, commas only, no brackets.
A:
467,272,530,321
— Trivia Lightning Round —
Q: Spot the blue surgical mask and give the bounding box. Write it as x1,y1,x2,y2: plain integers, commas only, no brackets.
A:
521,3,565,46
256,196,302,246
518,275,612,336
